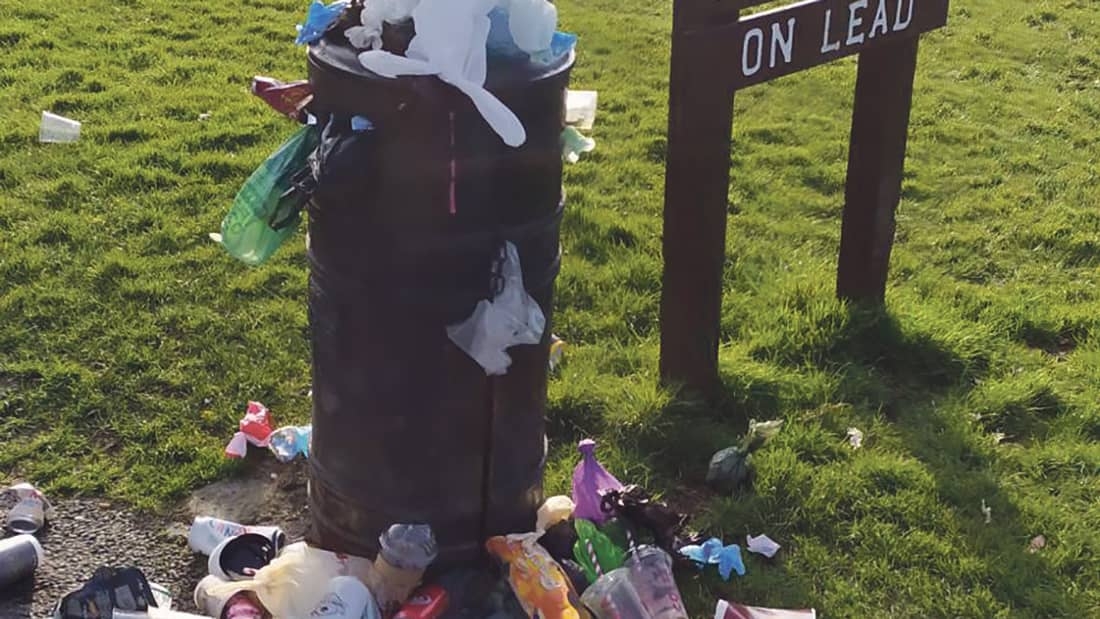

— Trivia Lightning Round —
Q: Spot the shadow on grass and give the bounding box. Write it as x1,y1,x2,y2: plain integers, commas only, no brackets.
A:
589,304,1089,615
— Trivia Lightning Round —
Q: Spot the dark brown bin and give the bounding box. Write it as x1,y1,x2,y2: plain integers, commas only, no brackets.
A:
304,35,573,565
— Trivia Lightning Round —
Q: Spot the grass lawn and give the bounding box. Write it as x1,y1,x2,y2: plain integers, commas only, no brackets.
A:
2,0,1099,616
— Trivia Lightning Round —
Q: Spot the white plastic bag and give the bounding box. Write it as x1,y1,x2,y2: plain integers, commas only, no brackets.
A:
357,0,526,146
205,542,369,618
447,241,546,375
346,0,420,50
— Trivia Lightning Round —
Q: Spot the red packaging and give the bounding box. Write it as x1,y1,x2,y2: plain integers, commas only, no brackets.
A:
393,585,449,619
251,76,314,120
715,599,817,619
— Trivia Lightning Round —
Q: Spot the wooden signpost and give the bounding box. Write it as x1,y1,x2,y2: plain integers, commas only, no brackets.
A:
659,0,949,395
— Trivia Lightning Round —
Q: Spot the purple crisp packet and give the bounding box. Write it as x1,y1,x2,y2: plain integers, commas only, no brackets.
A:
571,439,623,523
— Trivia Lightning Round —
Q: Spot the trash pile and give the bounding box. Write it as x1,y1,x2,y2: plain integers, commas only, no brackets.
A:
1,437,815,618
224,401,312,463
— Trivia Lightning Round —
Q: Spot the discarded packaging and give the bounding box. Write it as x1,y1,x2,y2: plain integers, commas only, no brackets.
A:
548,335,566,371
296,0,349,45
538,519,579,563
206,542,350,618
571,439,623,524
208,533,281,581
188,516,286,557
446,241,546,375
565,91,597,131
112,609,214,619
309,576,381,619
599,486,688,556
600,517,636,556
54,567,159,619
369,524,439,616
715,599,817,619
225,401,276,458
5,482,56,535
573,518,626,584
1027,535,1046,554
486,535,583,619
393,584,449,619
194,574,269,618
218,125,320,266
149,582,173,610
39,111,81,143
530,31,578,66
561,127,595,164
706,419,784,494
268,424,313,462
251,76,315,120
357,0,527,147
624,546,687,619
745,534,780,559
346,0,418,49
580,568,651,619
0,534,44,590
846,427,864,450
536,495,575,533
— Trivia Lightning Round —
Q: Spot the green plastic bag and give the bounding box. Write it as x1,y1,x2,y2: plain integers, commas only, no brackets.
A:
573,518,627,584
219,125,320,266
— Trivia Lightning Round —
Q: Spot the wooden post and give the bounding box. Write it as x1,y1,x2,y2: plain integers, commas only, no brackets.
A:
836,37,920,301
658,4,738,396
660,0,947,393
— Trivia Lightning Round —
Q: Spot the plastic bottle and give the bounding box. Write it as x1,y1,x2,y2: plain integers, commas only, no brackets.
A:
0,534,44,589
369,524,438,615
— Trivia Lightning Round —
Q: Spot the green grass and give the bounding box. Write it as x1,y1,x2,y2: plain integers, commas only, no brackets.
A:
1,0,1099,616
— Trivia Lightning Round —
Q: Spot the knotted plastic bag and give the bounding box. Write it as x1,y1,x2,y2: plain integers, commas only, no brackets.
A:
218,125,319,266
447,241,545,375
357,0,526,146
206,542,350,618
570,439,622,524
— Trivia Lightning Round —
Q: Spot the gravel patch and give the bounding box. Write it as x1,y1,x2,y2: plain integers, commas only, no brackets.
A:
0,459,310,618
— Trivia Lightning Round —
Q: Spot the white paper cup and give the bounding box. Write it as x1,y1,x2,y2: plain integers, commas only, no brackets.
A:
39,111,82,143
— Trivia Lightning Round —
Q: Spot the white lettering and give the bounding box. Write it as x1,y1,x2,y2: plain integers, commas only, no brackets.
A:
742,28,765,76
821,9,841,53
869,0,890,38
847,0,868,46
894,0,914,31
770,18,796,67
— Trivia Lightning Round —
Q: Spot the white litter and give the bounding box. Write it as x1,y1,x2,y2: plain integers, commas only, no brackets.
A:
745,534,781,558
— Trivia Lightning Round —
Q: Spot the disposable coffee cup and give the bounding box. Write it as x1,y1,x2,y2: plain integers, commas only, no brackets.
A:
39,111,82,143
7,497,45,534
0,534,45,590
581,568,652,619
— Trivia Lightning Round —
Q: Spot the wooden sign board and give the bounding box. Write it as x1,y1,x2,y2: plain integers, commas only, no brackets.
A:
729,0,948,88
659,0,949,398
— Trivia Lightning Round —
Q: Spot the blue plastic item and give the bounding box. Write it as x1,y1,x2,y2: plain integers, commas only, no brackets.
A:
296,0,349,45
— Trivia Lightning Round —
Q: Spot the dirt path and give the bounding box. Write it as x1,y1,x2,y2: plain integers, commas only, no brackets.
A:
0,459,310,618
